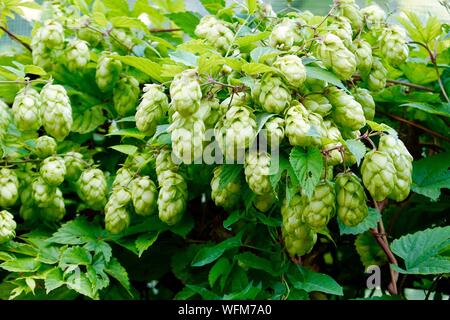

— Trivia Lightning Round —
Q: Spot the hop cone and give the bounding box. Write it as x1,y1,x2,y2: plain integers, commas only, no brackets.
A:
273,55,307,87
361,150,396,201
378,135,413,202
156,149,179,180
131,176,158,216
285,102,326,147
19,185,37,221
323,120,344,166
40,84,73,141
335,0,363,31
317,33,356,80
36,20,64,48
195,16,234,53
32,177,56,207
335,172,368,227
269,19,300,50
352,39,372,76
96,52,122,92
77,17,102,46
105,188,131,234
12,87,41,132
210,166,241,210
198,97,224,128
0,100,12,139
111,28,134,51
66,39,90,72
0,168,19,208
328,16,353,47
360,5,386,28
254,192,276,213
64,152,85,182
302,181,336,230
352,88,375,121
380,25,409,66
244,151,272,195
364,57,387,92
303,94,333,116
40,156,66,186
170,69,202,117
35,135,57,158
77,168,107,210
31,42,53,70
112,167,133,189
136,84,168,136
158,171,188,225
113,75,140,117
264,116,285,146
258,74,291,114
327,87,366,131
0,210,16,244
40,188,66,221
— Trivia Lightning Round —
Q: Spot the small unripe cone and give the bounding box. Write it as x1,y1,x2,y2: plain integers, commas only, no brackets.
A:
361,150,396,201
352,39,373,76
0,168,19,208
335,172,368,227
136,84,168,136
352,88,375,121
158,171,188,225
195,16,234,53
210,166,241,210
40,156,66,186
335,0,363,31
170,69,202,117
380,25,409,66
258,74,291,114
360,4,386,28
303,94,333,117
317,33,356,80
112,167,133,189
131,176,158,216
254,192,276,212
0,100,12,139
64,152,85,182
108,187,132,207
0,210,16,244
327,87,366,131
40,84,73,141
273,55,307,87
285,102,326,147
77,168,107,210
364,57,387,92
264,116,285,146
113,75,140,117
66,39,90,72
244,151,272,195
12,87,41,132
96,52,122,92
37,20,64,48
378,135,413,202
34,135,57,158
302,181,335,230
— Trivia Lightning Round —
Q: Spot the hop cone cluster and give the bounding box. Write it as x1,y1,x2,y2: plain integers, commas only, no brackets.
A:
105,187,132,234
380,25,409,66
0,168,19,208
285,102,326,147
244,151,272,195
0,210,16,244
317,33,356,80
302,181,336,230
327,87,366,131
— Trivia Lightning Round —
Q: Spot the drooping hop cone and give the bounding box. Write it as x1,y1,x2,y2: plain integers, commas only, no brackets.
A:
317,33,356,80
77,168,107,210
104,188,132,234
253,192,276,213
136,84,169,136
157,171,188,226
351,39,372,76
335,172,368,227
326,87,366,131
378,135,413,202
335,0,363,31
195,15,234,53
40,188,66,222
32,177,56,207
322,120,344,166
210,165,241,210
380,25,409,66
113,75,140,117
40,84,73,141
169,69,202,117
360,4,386,28
302,181,336,230
361,150,396,201
131,176,158,216
112,167,133,189
12,87,41,132
0,100,12,139
269,18,300,50
364,57,387,92
34,135,57,158
66,39,90,72
352,88,375,121
64,152,85,182
0,210,16,244
196,96,224,128
0,168,19,208
328,16,353,47
36,20,64,48
40,156,66,186
302,94,332,117
285,102,326,147
273,55,307,88
156,149,179,181
264,116,285,147
96,52,122,92
258,74,291,114
244,151,273,195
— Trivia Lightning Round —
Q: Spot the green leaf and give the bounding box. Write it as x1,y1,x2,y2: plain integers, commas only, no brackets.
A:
269,153,290,190
49,217,103,245
246,0,257,14
135,232,159,258
236,32,270,47
305,66,347,91
219,164,243,189
170,213,195,237
112,56,163,82
191,233,243,267
200,0,225,14
250,47,280,63
105,257,131,292
0,258,41,273
223,282,262,300
165,12,201,38
169,50,198,67
208,257,230,288
400,102,450,118
59,247,92,268
72,106,106,134
110,16,147,30
223,210,242,230
288,265,343,296
366,120,398,137
24,65,47,76
338,208,381,235
391,226,450,274
255,211,281,227
44,268,65,294
106,128,146,140
109,144,138,156
412,151,450,201
355,231,388,268
242,62,277,75
185,285,221,299
345,139,367,166
289,147,323,198
236,252,274,274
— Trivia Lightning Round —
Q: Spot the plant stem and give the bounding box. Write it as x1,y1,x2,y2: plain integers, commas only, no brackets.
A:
149,28,181,33
352,74,434,92
0,26,32,52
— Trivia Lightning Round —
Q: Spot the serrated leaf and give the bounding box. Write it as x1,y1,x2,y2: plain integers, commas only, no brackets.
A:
338,208,381,235
223,282,262,300
105,257,131,293
134,232,159,258
72,106,106,134
106,128,146,139
255,211,281,227
218,164,243,189
345,139,367,166
48,217,103,245
236,252,274,274
169,50,198,67
113,56,163,82
242,62,277,75
110,16,147,30
170,213,195,237
109,144,138,155
45,268,65,294
185,284,221,299
200,0,225,14
289,147,323,198
208,257,230,287
59,247,92,268
305,66,347,91
0,258,41,272
165,12,201,38
366,120,398,137
400,102,450,118
288,265,343,296
24,65,47,76
235,31,270,47
191,233,242,267
355,232,388,268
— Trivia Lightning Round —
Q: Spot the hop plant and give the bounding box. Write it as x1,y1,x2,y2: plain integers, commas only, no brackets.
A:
360,4,386,28
40,156,66,186
0,100,12,139
253,192,276,212
96,52,122,92
156,149,179,180
66,39,90,72
0,168,19,208
317,33,356,80
64,152,85,182
244,151,272,195
378,135,413,202
352,88,375,121
258,74,291,114
364,57,387,92
285,102,326,147
157,171,188,225
327,87,366,131
105,188,132,234
36,20,64,48
335,0,363,31
195,16,234,54
31,42,54,70
335,172,368,227
77,168,107,210
170,69,202,117
361,150,396,201
302,181,336,230
77,17,102,46
380,25,409,66
352,39,373,76
302,94,333,116
264,116,285,146
269,18,301,50
34,135,57,158
0,210,16,244
273,55,307,87
136,84,169,136
111,28,135,51
130,176,158,216
40,84,73,141
112,167,133,189
210,166,241,210
113,75,140,117
12,87,41,132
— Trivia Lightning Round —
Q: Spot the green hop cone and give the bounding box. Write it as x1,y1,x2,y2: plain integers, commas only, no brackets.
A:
0,168,19,208
196,96,224,128
104,188,131,234
40,156,66,186
302,181,336,230
258,74,291,114
361,150,396,201
170,69,202,117
0,100,12,139
195,16,234,54
254,192,276,213
34,135,57,158
77,168,107,210
12,86,41,132
40,84,73,141
269,18,300,50
113,75,140,117
112,167,133,189
335,0,363,31
210,165,241,210
130,176,158,216
156,149,179,179
302,94,333,117
360,4,386,29
317,33,356,80
285,102,326,147
0,210,16,244
37,20,64,48
380,25,409,66
66,39,90,72
352,39,373,76
31,177,56,207
352,88,375,121
31,42,53,70
64,152,85,182
244,151,272,195
335,172,368,227
322,120,344,166
378,135,413,202
273,55,307,87
264,116,285,147
111,28,135,51
40,188,66,221
96,52,122,92
77,17,102,46
326,87,366,131
364,57,387,92
327,16,353,47
136,84,168,136
157,171,188,225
